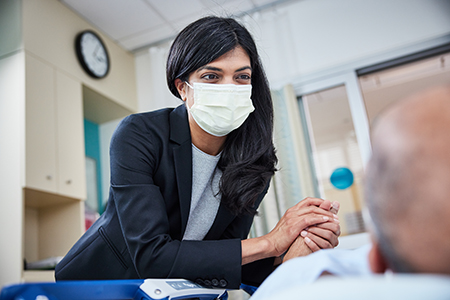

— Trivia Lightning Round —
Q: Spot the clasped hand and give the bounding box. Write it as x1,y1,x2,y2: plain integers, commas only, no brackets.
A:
265,197,340,262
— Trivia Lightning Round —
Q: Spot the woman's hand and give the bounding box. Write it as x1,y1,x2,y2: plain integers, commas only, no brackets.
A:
282,200,341,262
241,198,339,265
262,197,337,257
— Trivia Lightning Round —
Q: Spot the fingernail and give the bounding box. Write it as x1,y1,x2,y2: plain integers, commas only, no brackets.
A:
333,214,338,218
334,218,340,223
305,237,311,243
323,216,329,221
301,231,307,237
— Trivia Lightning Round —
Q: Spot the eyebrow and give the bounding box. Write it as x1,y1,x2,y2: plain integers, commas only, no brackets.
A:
196,65,252,73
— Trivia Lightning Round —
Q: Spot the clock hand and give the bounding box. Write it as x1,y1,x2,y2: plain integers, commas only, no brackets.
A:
93,44,103,62
94,44,100,56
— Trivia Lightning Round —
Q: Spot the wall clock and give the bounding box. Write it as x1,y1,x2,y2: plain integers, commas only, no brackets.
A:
75,30,110,79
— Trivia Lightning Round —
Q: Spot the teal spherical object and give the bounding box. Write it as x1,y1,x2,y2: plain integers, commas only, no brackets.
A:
330,167,354,190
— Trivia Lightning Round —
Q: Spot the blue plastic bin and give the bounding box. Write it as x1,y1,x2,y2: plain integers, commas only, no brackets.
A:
0,278,228,300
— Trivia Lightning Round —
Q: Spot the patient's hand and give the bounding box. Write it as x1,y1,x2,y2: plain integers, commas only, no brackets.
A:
303,200,340,251
282,200,341,262
282,236,312,262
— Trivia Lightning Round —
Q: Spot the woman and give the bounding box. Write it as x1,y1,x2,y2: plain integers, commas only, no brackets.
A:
55,16,340,288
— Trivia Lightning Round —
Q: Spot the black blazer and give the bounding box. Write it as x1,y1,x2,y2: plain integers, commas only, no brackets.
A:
55,105,274,289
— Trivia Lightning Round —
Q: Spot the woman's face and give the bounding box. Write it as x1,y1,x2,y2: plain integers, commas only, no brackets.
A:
176,45,252,108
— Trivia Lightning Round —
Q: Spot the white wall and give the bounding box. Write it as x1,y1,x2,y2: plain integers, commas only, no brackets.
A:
135,44,181,113
0,0,25,286
135,0,450,111
0,52,25,286
21,0,138,112
244,0,450,87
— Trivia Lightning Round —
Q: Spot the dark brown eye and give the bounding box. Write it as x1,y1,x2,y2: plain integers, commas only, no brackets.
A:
236,74,251,83
202,74,219,80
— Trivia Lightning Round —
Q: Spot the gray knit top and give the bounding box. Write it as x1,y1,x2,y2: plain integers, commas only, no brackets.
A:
182,144,222,240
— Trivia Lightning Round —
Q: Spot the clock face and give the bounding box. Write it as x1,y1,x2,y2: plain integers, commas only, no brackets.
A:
75,31,110,78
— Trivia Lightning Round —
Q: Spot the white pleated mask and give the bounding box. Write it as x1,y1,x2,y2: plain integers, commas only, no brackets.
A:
185,82,255,137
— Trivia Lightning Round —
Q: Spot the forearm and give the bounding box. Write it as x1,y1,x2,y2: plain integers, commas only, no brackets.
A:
241,236,276,265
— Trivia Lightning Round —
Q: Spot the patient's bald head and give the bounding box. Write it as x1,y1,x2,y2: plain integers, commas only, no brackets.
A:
365,85,450,274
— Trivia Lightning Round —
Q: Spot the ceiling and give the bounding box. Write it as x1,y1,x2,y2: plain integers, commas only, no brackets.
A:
60,0,294,53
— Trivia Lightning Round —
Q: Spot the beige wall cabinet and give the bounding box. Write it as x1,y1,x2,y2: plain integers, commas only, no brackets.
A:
22,53,86,281
23,190,84,282
0,0,137,288
25,54,86,200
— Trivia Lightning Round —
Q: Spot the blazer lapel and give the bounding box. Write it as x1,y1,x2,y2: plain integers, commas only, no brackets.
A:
170,105,192,236
169,104,237,239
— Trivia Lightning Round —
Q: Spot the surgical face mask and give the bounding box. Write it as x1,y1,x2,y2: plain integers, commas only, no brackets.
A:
185,82,255,137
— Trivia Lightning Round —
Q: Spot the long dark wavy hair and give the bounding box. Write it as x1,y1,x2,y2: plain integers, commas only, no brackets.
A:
166,16,277,215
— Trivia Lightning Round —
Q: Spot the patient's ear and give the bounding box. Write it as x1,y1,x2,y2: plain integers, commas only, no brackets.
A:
368,242,388,273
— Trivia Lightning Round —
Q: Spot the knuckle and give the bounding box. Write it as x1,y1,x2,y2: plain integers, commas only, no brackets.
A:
333,224,340,231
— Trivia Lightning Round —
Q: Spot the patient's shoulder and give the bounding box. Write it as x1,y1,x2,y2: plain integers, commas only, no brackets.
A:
275,274,450,300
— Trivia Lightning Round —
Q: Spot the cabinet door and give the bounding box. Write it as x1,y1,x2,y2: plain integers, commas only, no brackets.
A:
25,54,57,193
56,71,86,199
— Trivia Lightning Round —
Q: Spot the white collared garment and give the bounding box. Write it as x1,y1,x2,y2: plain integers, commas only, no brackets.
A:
250,244,373,300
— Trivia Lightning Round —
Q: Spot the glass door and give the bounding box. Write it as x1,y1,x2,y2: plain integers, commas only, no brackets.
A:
298,72,371,236
291,44,450,240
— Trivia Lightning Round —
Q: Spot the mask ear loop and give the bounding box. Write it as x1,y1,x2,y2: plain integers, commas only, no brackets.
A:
184,81,194,112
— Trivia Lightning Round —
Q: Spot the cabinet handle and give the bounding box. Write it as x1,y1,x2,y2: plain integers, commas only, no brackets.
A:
66,180,72,184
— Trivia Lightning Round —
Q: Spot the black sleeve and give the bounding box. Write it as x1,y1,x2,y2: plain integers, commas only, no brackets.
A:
219,182,276,287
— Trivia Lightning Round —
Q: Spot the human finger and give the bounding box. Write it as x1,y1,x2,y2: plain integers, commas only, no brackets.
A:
293,197,327,209
314,221,341,237
318,200,340,215
330,201,340,215
273,206,336,246
301,230,335,249
285,205,337,222
275,209,333,240
303,235,321,252
292,213,334,234
304,226,339,248
318,199,332,211
265,210,334,256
